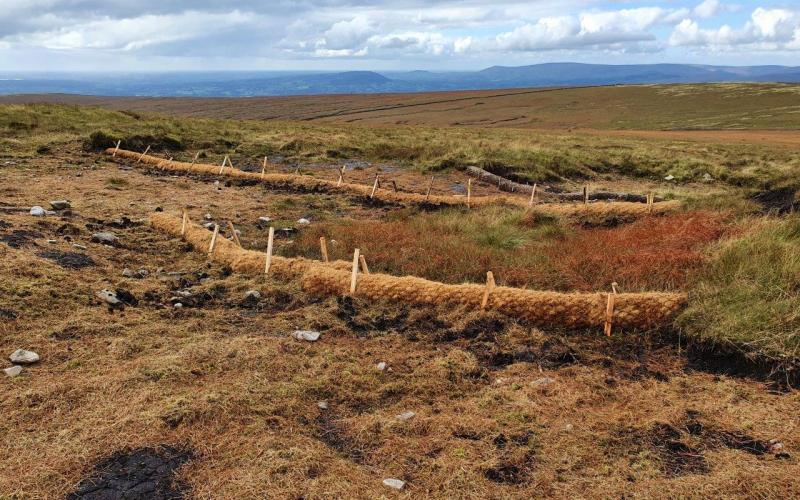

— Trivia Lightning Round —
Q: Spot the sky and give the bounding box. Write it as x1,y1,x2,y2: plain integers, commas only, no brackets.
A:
0,1,798,72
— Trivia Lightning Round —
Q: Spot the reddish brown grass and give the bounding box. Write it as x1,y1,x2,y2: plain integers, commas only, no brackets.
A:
292,210,730,292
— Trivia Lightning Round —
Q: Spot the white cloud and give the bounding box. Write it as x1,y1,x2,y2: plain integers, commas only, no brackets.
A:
17,10,251,51
318,15,375,51
694,0,723,19
669,7,800,49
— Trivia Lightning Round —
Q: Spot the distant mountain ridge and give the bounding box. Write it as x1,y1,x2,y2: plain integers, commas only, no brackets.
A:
1,63,799,97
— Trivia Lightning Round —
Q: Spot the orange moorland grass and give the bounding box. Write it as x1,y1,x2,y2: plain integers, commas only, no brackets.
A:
291,209,731,293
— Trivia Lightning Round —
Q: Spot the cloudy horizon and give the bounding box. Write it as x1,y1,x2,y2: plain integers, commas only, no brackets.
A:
1,1,799,72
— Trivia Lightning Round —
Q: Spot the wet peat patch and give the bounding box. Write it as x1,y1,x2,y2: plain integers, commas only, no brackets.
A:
1,229,42,248
37,250,95,269
67,446,193,500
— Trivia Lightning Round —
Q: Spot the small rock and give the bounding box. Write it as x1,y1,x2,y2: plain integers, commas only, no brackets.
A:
72,244,87,250
244,290,261,300
565,424,574,432
531,377,556,387
91,232,118,246
30,206,45,216
297,218,311,225
122,268,135,278
9,349,39,365
4,365,23,377
376,362,387,371
203,222,215,230
204,213,213,221
258,216,272,224
702,173,714,182
383,479,406,490
50,200,71,210
776,452,791,460
96,289,122,308
395,411,416,421
174,303,183,309
47,239,57,244
664,175,675,181
769,439,784,453
137,269,149,278
317,401,329,410
292,330,320,342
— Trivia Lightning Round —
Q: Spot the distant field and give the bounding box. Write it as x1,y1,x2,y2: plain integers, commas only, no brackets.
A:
3,83,800,132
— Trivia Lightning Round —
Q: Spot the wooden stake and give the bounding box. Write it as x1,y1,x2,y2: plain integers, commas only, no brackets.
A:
467,178,472,208
227,221,242,247
370,175,379,199
137,145,151,163
425,176,434,201
359,254,370,274
391,180,398,193
319,236,329,262
264,227,274,274
219,155,228,175
528,183,537,208
481,271,496,310
181,209,188,236
294,165,300,175
112,140,121,157
648,193,654,214
190,152,200,169
583,185,589,205
604,282,618,337
350,248,360,294
337,170,344,187
261,156,267,180
208,224,220,257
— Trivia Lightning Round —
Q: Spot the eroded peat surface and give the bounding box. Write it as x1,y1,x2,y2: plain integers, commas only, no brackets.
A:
1,103,799,499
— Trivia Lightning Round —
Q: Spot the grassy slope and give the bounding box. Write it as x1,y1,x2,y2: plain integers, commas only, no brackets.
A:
2,103,798,190
679,217,800,368
4,83,800,129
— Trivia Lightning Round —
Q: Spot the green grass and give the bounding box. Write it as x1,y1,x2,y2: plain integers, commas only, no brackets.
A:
1,103,799,190
679,216,800,367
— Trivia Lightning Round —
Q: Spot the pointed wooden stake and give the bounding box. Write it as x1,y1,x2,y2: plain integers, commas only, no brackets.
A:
261,156,267,180
337,170,344,187
227,221,242,247
181,209,188,236
391,180,398,193
319,236,329,262
359,254,370,274
219,155,228,175
350,248,360,294
264,227,275,275
370,175,379,199
528,183,537,208
648,193,654,214
208,224,220,257
137,145,151,163
481,271,496,310
190,152,200,169
425,176,434,201
467,178,472,208
583,185,589,205
112,140,121,157
604,281,618,337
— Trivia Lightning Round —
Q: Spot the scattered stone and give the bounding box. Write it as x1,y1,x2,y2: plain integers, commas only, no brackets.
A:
203,222,215,230
96,289,122,308
9,349,39,365
317,401,329,410
664,175,675,181
395,411,416,422
50,200,71,210
702,173,714,182
244,290,261,300
137,269,149,278
91,232,119,246
174,303,183,309
292,330,320,342
241,290,262,308
277,227,297,238
383,478,406,490
204,213,213,221
72,244,87,250
122,268,135,278
297,218,311,225
29,206,45,216
769,439,784,453
565,424,574,432
258,216,272,224
47,239,56,244
531,377,556,387
4,365,23,377
376,361,387,371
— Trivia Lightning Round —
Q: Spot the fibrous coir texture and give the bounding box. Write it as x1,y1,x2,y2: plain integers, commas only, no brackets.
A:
108,148,681,218
152,212,686,330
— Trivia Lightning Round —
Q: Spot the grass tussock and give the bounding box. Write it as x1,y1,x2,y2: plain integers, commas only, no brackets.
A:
679,216,800,366
290,207,729,292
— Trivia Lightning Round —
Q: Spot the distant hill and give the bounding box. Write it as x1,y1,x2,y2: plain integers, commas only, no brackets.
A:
1,63,799,97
